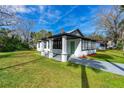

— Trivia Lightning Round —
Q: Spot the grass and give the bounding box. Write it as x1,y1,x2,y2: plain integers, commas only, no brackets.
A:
88,50,124,64
0,50,124,88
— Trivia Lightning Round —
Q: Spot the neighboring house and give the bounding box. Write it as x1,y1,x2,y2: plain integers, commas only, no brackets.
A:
37,29,96,62
96,40,107,50
107,40,115,49
96,40,115,50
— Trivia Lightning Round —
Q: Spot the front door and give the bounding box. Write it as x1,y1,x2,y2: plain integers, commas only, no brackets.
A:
70,41,75,54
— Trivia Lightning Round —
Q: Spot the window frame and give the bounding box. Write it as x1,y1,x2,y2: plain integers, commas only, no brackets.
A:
53,39,62,49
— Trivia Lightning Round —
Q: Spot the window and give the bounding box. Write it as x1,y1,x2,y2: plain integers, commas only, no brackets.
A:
82,40,96,50
89,41,92,49
84,40,88,50
81,40,85,50
91,41,93,49
53,39,62,49
91,41,96,49
87,41,90,49
81,40,84,50
44,41,47,48
82,40,94,50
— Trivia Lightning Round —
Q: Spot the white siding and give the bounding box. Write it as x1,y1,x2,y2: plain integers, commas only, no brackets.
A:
67,39,96,57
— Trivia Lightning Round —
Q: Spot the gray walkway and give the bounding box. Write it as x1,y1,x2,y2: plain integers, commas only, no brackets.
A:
69,57,124,76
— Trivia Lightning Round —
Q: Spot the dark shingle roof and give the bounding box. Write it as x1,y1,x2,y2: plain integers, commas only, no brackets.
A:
41,29,96,41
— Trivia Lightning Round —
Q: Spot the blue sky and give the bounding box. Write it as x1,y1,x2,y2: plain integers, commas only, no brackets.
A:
10,5,111,35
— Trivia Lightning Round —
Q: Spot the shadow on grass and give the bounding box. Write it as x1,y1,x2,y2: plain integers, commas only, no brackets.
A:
87,67,102,73
112,54,124,59
0,51,35,59
67,62,80,68
91,53,124,74
92,54,113,60
0,58,41,70
80,65,89,88
67,57,108,88
97,50,108,52
67,62,89,88
0,54,13,59
92,53,124,72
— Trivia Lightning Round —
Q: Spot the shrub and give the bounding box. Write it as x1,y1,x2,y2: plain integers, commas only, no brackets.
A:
0,36,30,52
116,40,123,50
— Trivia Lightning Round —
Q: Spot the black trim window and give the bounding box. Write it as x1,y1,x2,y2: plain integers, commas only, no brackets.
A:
88,41,91,49
81,40,84,50
44,41,47,48
91,42,93,49
82,40,96,50
91,41,92,49
93,42,96,49
53,39,62,49
90,41,92,49
91,41,96,49
84,40,88,50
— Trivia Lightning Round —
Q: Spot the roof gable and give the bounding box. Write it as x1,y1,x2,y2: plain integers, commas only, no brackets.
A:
67,29,84,37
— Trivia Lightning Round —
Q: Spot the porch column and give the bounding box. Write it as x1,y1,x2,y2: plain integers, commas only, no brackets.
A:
62,36,67,62
46,41,49,49
49,39,53,58
41,41,45,56
36,43,39,51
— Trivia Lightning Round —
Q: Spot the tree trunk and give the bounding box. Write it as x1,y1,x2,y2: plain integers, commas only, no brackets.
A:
122,40,124,51
122,32,124,51
113,39,117,48
113,35,118,48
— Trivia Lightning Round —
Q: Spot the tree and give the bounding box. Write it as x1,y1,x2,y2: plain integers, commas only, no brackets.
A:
0,28,30,52
14,18,35,43
89,31,106,41
118,5,124,51
46,31,52,37
0,5,53,50
96,6,122,47
0,6,18,27
31,29,52,47
34,29,52,42
0,6,35,44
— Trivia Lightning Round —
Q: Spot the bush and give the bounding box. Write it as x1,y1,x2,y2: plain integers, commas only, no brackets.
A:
0,36,31,52
116,40,123,50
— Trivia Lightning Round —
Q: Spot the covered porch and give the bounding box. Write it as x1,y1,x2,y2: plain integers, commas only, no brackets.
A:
39,30,96,62
41,33,81,62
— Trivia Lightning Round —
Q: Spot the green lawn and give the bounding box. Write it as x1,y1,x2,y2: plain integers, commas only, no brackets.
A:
88,50,124,63
0,50,124,88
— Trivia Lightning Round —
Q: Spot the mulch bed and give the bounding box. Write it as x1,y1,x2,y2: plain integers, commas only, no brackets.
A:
79,53,96,59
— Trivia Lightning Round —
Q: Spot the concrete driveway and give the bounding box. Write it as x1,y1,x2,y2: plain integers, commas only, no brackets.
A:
69,57,124,76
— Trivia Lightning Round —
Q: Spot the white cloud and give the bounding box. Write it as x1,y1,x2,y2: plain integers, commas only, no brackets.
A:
52,6,78,24
39,6,61,25
39,6,44,11
15,6,30,13
38,5,99,34
8,5,38,14
54,15,86,31
39,6,78,27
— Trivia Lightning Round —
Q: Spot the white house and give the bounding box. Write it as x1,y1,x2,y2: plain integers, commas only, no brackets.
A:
107,41,115,49
96,40,115,50
96,41,107,50
37,29,96,62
